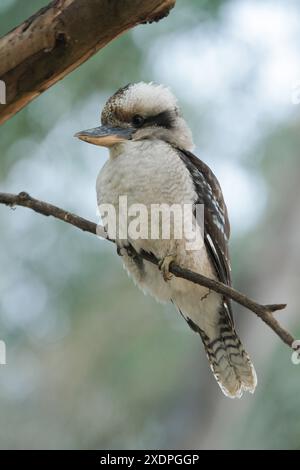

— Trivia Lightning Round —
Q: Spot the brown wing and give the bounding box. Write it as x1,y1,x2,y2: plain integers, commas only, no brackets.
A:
177,148,233,321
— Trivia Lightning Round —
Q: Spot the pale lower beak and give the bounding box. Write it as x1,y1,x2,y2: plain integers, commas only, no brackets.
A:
74,125,133,147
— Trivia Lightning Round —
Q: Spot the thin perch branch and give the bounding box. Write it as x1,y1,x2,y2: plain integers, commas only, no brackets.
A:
0,191,296,351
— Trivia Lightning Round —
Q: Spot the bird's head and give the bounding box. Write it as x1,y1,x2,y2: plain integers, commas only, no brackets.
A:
75,82,194,152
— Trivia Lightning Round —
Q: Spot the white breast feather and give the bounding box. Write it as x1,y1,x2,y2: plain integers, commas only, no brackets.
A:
97,140,222,335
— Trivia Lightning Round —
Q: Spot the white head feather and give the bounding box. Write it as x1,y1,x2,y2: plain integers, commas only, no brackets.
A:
102,82,195,151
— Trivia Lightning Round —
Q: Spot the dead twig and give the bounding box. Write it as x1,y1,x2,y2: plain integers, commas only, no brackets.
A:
0,191,296,351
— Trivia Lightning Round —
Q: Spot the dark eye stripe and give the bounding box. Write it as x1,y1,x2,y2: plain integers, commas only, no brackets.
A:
143,110,174,129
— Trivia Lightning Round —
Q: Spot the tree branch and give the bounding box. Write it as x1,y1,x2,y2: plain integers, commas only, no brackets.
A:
0,0,175,125
0,191,297,352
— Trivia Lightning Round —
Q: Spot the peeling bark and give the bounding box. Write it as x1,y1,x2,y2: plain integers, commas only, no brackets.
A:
0,0,175,125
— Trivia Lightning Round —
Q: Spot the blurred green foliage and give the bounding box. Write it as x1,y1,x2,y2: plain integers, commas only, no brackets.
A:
0,0,300,450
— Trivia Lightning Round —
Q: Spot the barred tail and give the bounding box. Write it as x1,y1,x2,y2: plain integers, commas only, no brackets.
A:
199,320,257,399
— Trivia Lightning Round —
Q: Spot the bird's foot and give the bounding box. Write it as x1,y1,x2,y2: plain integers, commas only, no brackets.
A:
158,254,176,281
116,243,137,259
116,245,125,257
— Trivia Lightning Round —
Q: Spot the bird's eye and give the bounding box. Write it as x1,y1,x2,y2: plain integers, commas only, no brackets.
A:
132,115,144,127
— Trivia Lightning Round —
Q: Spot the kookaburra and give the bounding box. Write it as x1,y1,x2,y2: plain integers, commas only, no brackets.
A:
75,82,257,398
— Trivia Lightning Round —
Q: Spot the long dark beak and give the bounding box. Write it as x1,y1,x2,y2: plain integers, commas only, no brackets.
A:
74,125,133,147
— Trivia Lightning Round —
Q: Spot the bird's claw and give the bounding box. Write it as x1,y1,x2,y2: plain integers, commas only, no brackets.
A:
116,245,125,257
116,243,137,258
158,254,176,281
